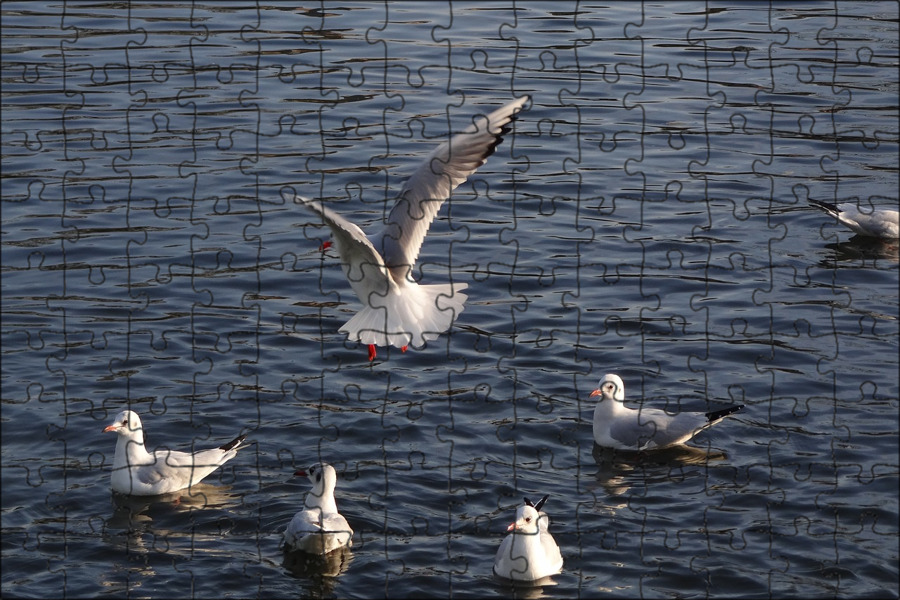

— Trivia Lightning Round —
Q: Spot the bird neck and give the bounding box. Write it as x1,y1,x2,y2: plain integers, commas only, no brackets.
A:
608,398,630,415
595,396,627,416
511,525,543,554
306,487,338,514
116,431,152,466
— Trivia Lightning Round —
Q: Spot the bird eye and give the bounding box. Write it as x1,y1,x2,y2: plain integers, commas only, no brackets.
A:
525,516,532,523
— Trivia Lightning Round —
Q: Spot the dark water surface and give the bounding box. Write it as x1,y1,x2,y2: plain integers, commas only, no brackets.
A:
2,2,898,598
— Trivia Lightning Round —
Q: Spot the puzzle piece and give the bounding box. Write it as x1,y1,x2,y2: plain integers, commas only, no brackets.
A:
1,2,898,599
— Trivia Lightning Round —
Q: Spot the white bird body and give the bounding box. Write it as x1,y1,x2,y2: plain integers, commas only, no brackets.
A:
493,495,563,582
284,463,353,555
104,410,246,496
591,374,743,451
297,95,529,360
810,199,899,239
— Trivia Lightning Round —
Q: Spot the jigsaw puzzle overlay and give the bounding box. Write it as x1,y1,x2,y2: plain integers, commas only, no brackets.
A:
1,2,897,598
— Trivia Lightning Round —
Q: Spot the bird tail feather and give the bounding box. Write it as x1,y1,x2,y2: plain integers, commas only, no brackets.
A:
706,405,743,423
219,434,247,453
809,199,840,216
340,283,468,349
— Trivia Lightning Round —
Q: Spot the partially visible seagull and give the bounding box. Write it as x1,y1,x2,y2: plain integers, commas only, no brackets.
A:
284,463,353,554
296,95,530,361
809,199,899,239
493,495,563,583
591,373,744,451
104,409,247,496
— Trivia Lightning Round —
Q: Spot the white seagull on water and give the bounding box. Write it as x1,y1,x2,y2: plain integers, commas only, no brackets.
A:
283,463,353,554
296,95,530,361
493,495,563,583
809,199,899,239
591,373,744,451
104,409,247,496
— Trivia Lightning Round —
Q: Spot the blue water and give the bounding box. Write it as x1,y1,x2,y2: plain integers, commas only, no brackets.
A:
2,2,898,598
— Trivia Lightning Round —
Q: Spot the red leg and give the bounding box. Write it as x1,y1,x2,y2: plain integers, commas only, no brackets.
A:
401,345,408,353
367,344,376,361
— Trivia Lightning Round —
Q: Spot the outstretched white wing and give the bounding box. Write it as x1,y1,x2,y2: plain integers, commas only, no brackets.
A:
297,195,397,301
379,96,530,280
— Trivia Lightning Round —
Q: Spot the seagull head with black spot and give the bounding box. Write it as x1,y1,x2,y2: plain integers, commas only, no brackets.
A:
295,463,339,500
103,409,144,438
590,373,625,402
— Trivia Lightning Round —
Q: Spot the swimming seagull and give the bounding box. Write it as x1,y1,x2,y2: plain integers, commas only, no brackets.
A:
295,95,530,361
809,199,899,239
284,463,353,554
591,373,744,451
493,495,563,582
103,409,247,496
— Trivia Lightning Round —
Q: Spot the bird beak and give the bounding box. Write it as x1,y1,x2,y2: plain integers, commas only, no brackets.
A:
506,522,517,532
103,424,117,433
294,469,307,477
589,389,602,397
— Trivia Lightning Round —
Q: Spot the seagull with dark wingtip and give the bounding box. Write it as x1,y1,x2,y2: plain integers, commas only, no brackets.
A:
104,409,247,496
590,373,744,451
809,199,899,239
295,95,530,361
493,494,563,582
283,463,353,555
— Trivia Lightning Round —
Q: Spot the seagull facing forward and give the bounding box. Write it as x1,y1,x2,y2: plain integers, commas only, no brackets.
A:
493,495,563,582
590,373,744,451
296,95,530,361
809,199,899,239
104,409,247,496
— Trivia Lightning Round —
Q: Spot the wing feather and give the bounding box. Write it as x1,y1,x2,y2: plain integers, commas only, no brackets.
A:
297,196,397,297
810,199,900,238
379,96,529,279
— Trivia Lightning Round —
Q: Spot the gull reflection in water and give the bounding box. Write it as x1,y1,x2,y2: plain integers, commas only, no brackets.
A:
821,236,899,263
283,544,353,582
591,443,728,497
107,482,239,530
100,481,242,593
103,482,243,563
492,573,559,599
